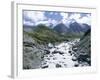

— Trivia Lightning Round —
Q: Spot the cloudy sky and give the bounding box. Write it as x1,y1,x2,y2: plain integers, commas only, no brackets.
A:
23,10,91,27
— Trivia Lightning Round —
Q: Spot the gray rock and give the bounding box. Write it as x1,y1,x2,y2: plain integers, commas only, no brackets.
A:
23,33,45,69
42,65,48,69
56,64,62,68
72,56,77,61
74,64,79,67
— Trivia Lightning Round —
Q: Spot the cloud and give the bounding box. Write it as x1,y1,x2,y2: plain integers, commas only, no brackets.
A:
69,13,81,20
48,19,58,26
60,12,68,24
23,11,47,26
69,13,91,25
60,12,68,19
23,20,35,26
23,11,91,26
35,20,49,26
77,16,91,25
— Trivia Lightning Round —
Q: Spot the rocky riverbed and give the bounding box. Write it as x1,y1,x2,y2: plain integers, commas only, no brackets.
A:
23,33,90,69
41,39,83,69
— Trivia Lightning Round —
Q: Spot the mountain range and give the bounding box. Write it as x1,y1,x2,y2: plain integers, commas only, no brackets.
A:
53,22,90,34
24,20,90,35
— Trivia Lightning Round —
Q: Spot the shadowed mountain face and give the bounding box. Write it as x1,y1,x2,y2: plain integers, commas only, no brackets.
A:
53,23,69,34
82,24,91,32
69,22,83,33
53,22,90,34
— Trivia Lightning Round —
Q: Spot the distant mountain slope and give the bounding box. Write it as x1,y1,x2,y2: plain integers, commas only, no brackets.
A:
23,25,35,32
53,21,90,35
25,24,69,44
69,22,83,33
53,23,69,34
69,22,90,33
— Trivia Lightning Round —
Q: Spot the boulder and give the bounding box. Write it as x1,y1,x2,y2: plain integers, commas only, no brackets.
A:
42,65,48,69
56,64,62,68
72,56,77,61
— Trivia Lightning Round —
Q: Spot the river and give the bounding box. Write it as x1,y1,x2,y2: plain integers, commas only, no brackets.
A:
41,39,80,68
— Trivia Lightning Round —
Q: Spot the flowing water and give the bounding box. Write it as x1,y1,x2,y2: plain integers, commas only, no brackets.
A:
41,39,80,68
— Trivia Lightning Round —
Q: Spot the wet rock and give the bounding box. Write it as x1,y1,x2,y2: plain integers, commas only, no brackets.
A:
56,64,62,68
49,55,53,57
63,58,66,59
44,50,50,54
47,58,50,60
69,51,73,55
59,61,62,63
64,64,67,67
72,47,78,52
42,62,47,65
77,54,89,63
74,64,79,67
72,56,77,61
52,50,64,55
52,50,59,54
68,51,72,53
86,58,91,65
61,62,64,63
23,65,31,69
70,53,73,56
59,52,64,55
53,57,57,60
79,62,89,67
48,43,54,48
41,55,44,59
23,42,35,48
42,65,48,68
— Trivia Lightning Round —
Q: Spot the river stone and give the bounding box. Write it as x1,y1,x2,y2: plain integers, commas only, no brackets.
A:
56,64,62,68
59,52,64,55
63,58,66,59
45,50,50,54
74,64,79,67
72,47,78,52
68,51,72,53
72,56,77,61
53,57,57,60
64,64,67,67
42,65,48,68
52,50,59,54
47,58,50,60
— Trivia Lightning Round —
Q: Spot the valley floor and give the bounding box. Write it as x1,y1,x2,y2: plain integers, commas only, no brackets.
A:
41,39,90,69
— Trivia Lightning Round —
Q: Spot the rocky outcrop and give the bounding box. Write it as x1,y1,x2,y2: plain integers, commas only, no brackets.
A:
72,29,91,66
23,33,46,69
